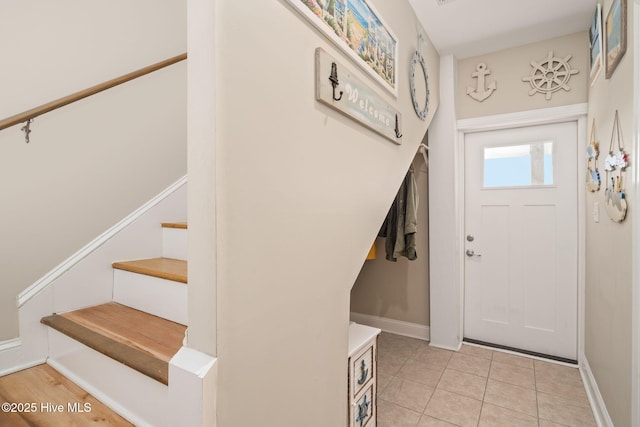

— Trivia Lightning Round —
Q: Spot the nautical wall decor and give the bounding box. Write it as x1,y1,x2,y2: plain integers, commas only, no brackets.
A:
410,51,429,120
605,0,627,79
315,47,402,144
604,110,628,222
522,51,579,100
589,4,604,85
466,63,496,102
586,119,601,192
287,0,398,96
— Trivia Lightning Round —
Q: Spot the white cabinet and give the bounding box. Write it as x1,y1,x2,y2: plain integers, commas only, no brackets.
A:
348,323,381,427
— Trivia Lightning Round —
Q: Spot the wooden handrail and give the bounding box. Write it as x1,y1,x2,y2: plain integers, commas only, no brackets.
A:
0,53,187,132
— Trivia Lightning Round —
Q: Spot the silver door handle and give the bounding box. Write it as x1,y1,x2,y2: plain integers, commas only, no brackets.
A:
466,249,481,257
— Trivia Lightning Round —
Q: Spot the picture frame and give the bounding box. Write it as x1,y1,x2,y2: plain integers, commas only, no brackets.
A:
605,0,627,79
589,4,603,85
286,0,398,97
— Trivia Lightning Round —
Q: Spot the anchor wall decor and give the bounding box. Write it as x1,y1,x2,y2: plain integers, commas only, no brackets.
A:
466,63,497,102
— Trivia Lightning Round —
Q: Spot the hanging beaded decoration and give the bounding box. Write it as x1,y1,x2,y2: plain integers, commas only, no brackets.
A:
586,119,601,192
604,110,628,222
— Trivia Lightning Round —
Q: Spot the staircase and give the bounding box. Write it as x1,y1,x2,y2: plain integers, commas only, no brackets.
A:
39,222,188,426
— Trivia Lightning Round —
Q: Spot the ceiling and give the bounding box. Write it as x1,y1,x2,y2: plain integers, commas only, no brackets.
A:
408,0,596,58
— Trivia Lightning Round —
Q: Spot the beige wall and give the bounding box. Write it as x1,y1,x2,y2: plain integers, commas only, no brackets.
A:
350,155,430,326
585,1,634,425
0,0,187,341
210,0,439,424
186,0,218,357
457,32,589,119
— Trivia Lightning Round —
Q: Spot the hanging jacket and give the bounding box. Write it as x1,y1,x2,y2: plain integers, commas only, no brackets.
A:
378,167,419,261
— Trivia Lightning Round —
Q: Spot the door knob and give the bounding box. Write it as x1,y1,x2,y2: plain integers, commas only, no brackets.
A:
466,249,481,257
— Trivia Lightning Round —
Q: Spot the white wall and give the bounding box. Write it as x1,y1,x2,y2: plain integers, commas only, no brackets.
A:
187,0,218,357
0,0,187,342
428,55,462,350
204,0,439,424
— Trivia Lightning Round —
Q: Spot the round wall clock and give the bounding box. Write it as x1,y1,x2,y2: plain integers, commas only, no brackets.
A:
410,51,429,121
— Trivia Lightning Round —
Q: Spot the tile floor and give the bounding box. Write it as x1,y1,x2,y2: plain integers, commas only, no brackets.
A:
375,332,597,427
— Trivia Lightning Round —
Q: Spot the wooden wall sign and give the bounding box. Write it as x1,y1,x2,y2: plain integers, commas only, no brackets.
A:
315,48,402,144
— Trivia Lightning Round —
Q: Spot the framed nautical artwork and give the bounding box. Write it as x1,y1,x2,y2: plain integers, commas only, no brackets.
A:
589,4,603,85
605,0,627,79
286,0,398,97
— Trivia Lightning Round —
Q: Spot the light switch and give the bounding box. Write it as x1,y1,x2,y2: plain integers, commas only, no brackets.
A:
593,202,600,223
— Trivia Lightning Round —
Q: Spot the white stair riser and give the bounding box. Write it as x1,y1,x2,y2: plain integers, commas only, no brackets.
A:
113,270,187,325
47,329,168,427
162,227,187,261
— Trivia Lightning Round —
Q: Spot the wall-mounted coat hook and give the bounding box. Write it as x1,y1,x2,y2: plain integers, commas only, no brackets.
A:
395,114,402,139
329,62,343,101
21,118,34,144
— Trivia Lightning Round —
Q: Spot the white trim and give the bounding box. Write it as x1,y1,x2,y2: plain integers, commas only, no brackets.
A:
577,114,587,368
456,103,587,361
581,356,615,427
349,312,429,341
17,175,188,307
457,103,589,132
169,347,217,427
0,358,46,377
429,341,463,352
631,2,640,425
428,55,463,351
0,338,21,352
46,358,153,427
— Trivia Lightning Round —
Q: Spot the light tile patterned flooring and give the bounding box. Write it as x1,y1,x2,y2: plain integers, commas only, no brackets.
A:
376,332,597,427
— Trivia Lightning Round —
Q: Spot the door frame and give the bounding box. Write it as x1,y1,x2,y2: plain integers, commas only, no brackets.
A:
455,103,587,362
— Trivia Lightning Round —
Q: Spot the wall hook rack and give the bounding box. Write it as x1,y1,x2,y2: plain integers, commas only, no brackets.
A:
329,62,343,101
395,114,402,139
21,118,34,144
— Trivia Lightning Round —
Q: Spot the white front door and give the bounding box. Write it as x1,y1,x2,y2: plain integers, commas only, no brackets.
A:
464,121,578,360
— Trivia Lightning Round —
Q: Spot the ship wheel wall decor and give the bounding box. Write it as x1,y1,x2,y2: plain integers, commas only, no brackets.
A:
522,51,579,100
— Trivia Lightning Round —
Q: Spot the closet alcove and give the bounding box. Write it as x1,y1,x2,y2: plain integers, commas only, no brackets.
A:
350,141,431,341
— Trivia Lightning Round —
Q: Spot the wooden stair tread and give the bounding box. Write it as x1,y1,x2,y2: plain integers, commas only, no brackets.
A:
0,364,133,426
112,257,187,283
161,221,187,229
41,303,186,385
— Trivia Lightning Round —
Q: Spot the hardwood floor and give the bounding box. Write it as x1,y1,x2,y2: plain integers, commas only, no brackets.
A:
0,364,133,426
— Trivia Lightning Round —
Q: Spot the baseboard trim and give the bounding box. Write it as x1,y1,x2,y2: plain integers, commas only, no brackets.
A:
0,358,46,377
46,358,152,427
350,312,429,341
18,175,188,308
0,338,21,352
580,356,614,427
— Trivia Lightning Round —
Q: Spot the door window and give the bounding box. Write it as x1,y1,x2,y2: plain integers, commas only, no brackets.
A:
483,141,554,188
